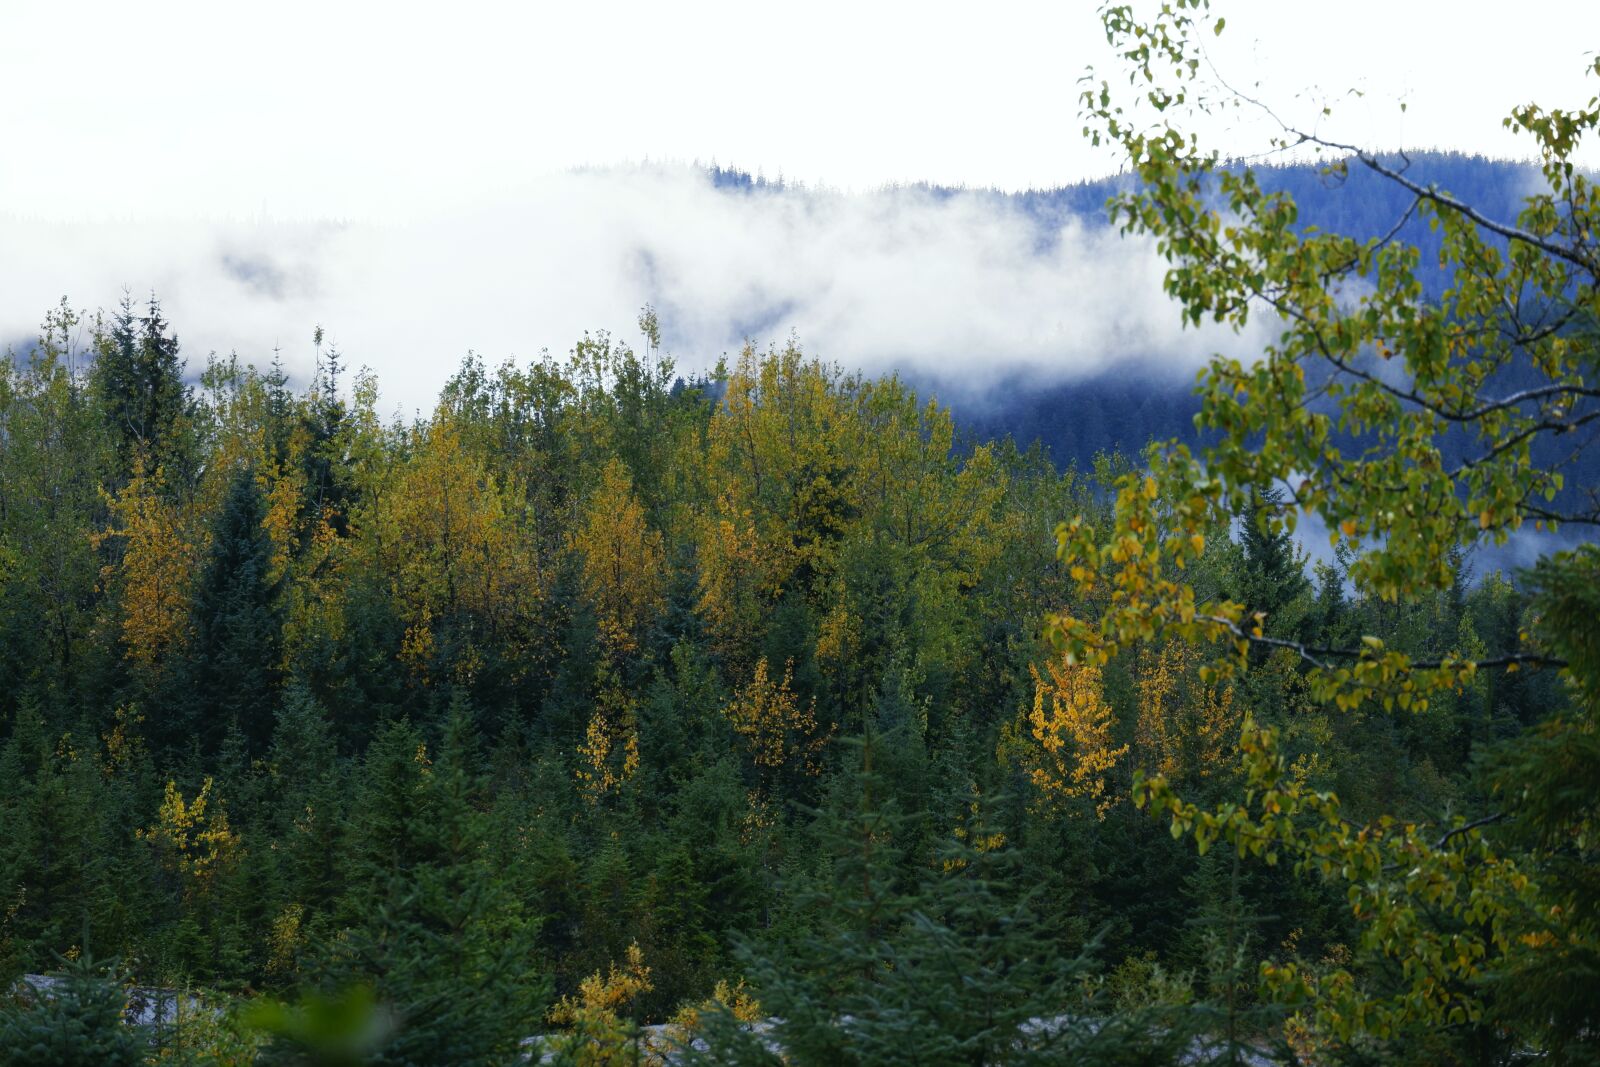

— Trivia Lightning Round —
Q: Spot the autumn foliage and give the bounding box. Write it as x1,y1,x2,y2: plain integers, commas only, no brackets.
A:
0,253,1591,1060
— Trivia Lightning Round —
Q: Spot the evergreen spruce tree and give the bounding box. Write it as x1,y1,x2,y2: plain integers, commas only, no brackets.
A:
1176,850,1294,1066
1308,543,1356,653
302,329,353,536
0,703,132,974
692,739,1179,1066
689,733,921,1067
91,293,189,484
1476,545,1600,1059
184,466,282,756
324,698,545,1065
265,683,346,983
1234,486,1311,640
0,956,143,1067
263,348,296,469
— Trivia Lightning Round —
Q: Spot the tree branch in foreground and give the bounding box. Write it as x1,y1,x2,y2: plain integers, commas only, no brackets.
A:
1192,612,1567,674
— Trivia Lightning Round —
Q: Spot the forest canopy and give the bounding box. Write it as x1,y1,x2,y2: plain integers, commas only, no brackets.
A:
3,2,1600,1063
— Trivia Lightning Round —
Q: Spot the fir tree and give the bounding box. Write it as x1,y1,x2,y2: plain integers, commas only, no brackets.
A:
1477,545,1600,1059
302,328,353,536
327,698,545,1065
0,955,144,1067
92,293,189,484
265,683,346,982
1234,486,1310,640
694,739,1177,1065
184,466,282,756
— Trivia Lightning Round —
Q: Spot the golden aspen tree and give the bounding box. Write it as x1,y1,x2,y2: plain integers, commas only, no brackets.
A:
258,462,305,587
138,777,240,897
1191,672,1241,780
740,788,776,848
1008,655,1128,818
278,503,348,671
696,342,863,660
545,942,654,1065
695,492,769,660
662,980,763,1061
813,601,860,676
266,903,306,980
370,411,542,683
946,795,1009,872
94,459,208,678
723,657,830,780
99,705,145,779
570,458,665,655
576,680,641,801
1134,642,1239,784
1133,645,1183,781
563,459,663,794
669,979,763,1033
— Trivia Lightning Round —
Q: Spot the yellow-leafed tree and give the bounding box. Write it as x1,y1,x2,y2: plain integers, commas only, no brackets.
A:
695,491,769,663
576,680,641,801
1007,655,1128,818
1134,642,1239,785
696,342,863,663
368,412,543,684
94,460,208,679
278,502,348,671
138,777,240,898
546,942,654,1065
570,458,665,656
724,657,830,782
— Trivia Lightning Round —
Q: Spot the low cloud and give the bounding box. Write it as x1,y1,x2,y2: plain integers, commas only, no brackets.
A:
1,166,1260,415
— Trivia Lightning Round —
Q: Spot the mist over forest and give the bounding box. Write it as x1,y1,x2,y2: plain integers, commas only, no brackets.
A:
4,58,1600,1062
3,152,1548,463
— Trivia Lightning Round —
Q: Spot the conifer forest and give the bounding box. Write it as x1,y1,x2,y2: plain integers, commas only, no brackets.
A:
4,2,1600,1064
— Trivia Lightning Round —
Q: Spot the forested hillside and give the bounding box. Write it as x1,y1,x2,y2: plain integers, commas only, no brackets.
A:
0,289,1563,1062
914,153,1561,471
4,0,1600,1053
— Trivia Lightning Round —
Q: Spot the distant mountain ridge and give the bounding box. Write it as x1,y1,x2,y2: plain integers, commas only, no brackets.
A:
757,152,1549,471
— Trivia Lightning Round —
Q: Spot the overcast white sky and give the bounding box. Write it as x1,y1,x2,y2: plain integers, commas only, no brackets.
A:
3,0,1597,410
6,0,1596,219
